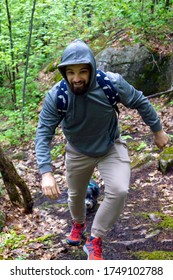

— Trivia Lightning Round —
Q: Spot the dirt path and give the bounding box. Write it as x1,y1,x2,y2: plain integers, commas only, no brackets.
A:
33,160,173,260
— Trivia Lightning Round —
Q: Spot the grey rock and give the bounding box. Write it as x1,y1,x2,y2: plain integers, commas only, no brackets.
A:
96,44,173,95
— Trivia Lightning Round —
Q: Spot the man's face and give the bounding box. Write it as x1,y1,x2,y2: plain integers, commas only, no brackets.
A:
65,64,90,95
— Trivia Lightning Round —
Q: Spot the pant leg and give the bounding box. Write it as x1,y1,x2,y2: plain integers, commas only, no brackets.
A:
65,143,96,224
91,139,131,238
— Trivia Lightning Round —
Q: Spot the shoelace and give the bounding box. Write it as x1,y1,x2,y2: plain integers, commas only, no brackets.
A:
71,223,84,238
92,238,102,257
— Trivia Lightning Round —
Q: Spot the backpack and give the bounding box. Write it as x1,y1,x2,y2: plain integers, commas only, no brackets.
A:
56,69,120,120
85,179,100,211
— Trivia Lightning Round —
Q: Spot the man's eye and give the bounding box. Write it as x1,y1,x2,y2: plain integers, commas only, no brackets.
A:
67,71,74,75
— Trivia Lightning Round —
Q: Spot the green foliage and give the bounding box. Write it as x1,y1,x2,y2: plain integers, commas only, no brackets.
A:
135,141,147,151
0,229,53,259
134,250,173,260
142,212,173,230
51,143,65,159
114,0,173,44
156,213,173,230
122,135,133,141
32,233,53,243
128,140,147,151
0,230,26,251
0,107,37,145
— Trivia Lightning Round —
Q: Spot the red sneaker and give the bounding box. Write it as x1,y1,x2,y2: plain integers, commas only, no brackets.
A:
66,221,86,246
83,237,103,260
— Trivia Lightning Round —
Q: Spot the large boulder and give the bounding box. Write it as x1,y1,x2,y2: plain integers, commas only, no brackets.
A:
158,146,173,174
96,44,173,95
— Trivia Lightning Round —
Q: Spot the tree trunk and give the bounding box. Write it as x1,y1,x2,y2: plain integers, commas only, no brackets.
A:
0,145,33,213
22,0,37,134
165,0,170,9
5,0,17,109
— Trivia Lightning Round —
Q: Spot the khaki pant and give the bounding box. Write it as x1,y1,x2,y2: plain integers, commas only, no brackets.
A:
65,138,131,238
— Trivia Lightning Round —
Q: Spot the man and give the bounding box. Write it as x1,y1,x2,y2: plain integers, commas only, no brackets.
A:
35,39,168,260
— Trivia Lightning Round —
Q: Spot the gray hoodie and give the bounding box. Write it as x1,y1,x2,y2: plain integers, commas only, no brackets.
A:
35,39,162,174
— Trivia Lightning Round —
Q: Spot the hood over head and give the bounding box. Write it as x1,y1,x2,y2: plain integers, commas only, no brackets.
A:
58,39,97,89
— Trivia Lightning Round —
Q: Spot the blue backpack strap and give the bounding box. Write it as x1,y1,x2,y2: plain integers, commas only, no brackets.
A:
57,70,120,119
56,80,68,120
96,69,120,115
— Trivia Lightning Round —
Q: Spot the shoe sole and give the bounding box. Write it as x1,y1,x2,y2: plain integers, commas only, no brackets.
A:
66,239,81,246
83,245,89,259
66,229,86,246
83,243,104,260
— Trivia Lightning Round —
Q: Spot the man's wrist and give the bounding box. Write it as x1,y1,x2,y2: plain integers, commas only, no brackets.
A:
153,129,164,135
42,172,53,179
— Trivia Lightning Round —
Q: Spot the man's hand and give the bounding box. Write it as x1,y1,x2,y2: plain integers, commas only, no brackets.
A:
153,129,169,149
41,172,61,200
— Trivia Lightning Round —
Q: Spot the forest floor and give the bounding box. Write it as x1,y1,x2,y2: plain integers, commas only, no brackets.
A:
1,96,173,260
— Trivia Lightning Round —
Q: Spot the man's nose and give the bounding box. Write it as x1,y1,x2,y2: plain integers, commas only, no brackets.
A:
73,74,81,82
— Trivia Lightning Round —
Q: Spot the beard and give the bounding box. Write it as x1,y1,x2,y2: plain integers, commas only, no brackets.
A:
70,81,89,96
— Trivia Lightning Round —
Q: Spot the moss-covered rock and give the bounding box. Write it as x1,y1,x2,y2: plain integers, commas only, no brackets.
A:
96,44,173,95
134,250,173,260
158,146,173,173
131,153,155,169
